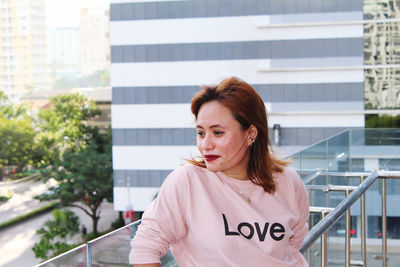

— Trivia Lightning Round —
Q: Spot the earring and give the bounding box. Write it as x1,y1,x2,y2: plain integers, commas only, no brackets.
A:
249,138,255,146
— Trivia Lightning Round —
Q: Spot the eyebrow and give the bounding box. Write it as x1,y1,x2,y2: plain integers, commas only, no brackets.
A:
196,124,225,129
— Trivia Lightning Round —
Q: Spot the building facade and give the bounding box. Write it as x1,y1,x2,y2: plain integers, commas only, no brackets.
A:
0,0,50,99
364,0,400,109
110,0,365,212
48,27,80,80
79,6,110,76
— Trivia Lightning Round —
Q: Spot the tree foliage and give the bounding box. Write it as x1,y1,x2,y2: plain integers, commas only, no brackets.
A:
0,118,36,172
0,90,28,120
37,128,113,235
365,114,400,128
0,91,37,172
35,93,112,236
36,93,101,163
32,209,80,260
0,92,101,172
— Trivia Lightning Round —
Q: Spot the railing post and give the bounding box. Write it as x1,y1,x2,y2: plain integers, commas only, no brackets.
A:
360,176,367,267
381,178,387,267
308,207,334,267
307,214,315,267
321,210,329,267
87,242,92,267
345,189,351,267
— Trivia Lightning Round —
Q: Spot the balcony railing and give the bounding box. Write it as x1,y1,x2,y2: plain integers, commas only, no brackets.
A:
34,129,400,267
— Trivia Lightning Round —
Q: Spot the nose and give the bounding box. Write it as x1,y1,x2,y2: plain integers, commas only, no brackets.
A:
201,134,214,151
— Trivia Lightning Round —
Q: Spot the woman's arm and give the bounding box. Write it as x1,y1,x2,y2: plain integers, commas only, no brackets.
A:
289,174,309,250
130,166,189,264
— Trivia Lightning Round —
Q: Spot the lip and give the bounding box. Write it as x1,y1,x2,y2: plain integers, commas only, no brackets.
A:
204,154,220,162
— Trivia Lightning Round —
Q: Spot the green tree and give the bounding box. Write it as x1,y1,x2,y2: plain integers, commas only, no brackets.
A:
37,128,113,236
365,114,400,128
0,90,49,172
0,90,28,119
37,93,101,156
0,118,36,172
32,209,80,260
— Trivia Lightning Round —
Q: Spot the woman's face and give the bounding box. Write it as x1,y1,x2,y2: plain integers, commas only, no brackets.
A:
196,101,252,180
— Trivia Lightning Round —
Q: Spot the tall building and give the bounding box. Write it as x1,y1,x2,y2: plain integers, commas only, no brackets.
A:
0,0,50,99
364,0,400,109
110,0,365,212
48,27,80,80
79,6,110,76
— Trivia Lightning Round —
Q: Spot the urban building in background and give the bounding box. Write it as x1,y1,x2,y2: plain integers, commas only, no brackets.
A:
79,6,110,77
0,0,51,99
364,0,400,109
110,0,366,212
48,27,80,80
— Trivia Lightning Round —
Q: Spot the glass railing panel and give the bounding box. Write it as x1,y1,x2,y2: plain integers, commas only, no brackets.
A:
297,141,329,173
350,129,400,172
88,224,133,266
326,130,350,173
289,130,351,179
88,221,178,267
289,150,301,171
36,244,87,267
292,129,400,178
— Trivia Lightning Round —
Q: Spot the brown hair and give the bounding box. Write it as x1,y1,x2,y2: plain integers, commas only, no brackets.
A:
189,77,288,193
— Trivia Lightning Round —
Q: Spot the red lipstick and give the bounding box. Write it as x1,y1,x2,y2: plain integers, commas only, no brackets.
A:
204,154,220,162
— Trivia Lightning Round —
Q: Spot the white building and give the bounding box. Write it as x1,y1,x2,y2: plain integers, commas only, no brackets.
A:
110,0,365,212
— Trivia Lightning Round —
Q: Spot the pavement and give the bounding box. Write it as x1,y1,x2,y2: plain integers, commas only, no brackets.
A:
0,176,119,267
0,175,55,224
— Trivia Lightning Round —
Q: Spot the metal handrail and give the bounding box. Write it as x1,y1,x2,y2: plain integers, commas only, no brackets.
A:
300,170,400,267
306,184,358,192
300,171,380,253
306,184,358,267
300,171,372,177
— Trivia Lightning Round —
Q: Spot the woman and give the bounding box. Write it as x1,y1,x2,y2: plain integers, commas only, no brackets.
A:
130,77,309,266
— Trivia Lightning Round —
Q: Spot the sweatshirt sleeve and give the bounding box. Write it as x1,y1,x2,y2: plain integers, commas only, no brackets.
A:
288,171,309,250
129,166,189,264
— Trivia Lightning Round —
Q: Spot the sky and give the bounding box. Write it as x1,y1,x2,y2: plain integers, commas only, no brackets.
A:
45,0,109,28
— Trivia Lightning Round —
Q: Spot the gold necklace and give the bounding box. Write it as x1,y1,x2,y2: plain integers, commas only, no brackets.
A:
225,180,255,203
238,190,252,203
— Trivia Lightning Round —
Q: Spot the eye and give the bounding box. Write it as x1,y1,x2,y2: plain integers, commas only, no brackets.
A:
214,130,224,136
197,130,205,137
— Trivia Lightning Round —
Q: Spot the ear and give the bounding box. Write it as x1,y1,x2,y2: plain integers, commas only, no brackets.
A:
249,125,258,139
247,125,258,145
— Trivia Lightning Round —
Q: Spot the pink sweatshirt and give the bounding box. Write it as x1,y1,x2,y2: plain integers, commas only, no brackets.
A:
130,164,309,266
